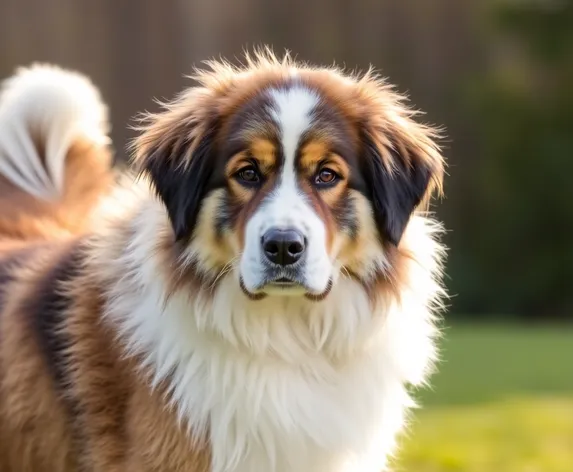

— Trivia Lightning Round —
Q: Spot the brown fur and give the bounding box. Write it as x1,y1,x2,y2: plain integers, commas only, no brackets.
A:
0,138,113,243
0,238,212,471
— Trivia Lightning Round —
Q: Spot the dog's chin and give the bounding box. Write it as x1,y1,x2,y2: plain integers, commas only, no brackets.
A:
239,276,333,302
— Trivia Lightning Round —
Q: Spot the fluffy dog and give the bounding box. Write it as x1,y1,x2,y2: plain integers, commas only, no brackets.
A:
0,51,446,472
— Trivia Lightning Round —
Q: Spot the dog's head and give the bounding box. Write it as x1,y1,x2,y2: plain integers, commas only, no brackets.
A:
134,51,444,302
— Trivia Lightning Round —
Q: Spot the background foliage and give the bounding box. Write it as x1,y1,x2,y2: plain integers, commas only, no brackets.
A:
2,0,571,319
453,0,573,318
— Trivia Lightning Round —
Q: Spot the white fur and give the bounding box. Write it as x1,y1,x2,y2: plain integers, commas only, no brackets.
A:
240,87,333,294
100,186,445,472
0,63,109,199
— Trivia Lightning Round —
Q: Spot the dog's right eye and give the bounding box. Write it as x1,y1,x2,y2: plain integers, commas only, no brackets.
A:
235,165,261,186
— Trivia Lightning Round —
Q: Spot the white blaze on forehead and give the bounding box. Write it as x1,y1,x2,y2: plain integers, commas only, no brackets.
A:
257,87,314,231
269,86,319,174
267,86,318,210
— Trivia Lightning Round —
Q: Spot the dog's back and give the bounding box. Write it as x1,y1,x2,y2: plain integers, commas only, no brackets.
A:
0,64,114,246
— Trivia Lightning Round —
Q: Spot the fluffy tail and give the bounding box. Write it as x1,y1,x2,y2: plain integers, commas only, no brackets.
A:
0,64,114,240
0,63,111,199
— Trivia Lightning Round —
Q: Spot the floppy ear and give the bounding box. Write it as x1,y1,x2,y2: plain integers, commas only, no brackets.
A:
139,124,218,242
361,128,443,246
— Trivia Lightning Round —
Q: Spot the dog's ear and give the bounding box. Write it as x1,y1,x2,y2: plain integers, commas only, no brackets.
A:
135,117,219,242
361,123,444,246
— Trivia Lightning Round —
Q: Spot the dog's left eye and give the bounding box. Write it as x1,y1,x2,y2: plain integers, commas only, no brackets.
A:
235,165,261,185
314,168,339,186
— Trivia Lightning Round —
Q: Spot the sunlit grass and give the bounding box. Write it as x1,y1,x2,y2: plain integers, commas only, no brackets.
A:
392,324,573,472
395,396,573,472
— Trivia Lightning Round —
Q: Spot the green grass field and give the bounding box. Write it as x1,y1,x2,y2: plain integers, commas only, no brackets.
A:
392,324,573,472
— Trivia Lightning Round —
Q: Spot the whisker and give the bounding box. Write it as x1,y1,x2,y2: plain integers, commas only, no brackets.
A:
340,265,352,280
208,254,242,291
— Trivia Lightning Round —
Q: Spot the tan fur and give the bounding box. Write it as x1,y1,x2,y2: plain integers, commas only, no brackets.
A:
0,233,213,471
0,243,77,471
0,138,113,242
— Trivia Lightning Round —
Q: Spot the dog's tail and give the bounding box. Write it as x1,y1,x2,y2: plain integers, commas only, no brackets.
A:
0,64,114,238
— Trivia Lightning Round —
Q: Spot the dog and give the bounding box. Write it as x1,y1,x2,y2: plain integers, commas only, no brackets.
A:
0,50,446,472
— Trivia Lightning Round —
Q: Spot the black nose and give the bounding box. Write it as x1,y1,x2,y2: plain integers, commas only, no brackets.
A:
262,228,306,266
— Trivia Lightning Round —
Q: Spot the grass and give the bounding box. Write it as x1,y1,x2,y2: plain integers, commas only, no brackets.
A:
392,323,573,472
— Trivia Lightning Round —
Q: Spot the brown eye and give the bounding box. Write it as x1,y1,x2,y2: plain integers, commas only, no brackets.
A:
236,166,261,185
315,168,339,186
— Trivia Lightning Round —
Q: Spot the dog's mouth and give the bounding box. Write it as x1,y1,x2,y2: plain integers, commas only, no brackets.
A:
269,277,298,286
239,276,333,302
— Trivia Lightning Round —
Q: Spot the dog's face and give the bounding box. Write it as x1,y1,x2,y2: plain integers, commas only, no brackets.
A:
136,53,443,302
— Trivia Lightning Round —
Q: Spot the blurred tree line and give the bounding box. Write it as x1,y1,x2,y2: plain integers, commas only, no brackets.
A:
451,0,573,319
0,0,571,319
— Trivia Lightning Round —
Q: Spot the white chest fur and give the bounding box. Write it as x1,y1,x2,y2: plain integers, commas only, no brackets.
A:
202,339,409,472
104,211,443,472
111,277,436,472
